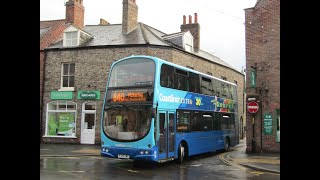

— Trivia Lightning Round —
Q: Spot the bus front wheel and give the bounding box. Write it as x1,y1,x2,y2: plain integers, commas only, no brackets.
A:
177,143,185,164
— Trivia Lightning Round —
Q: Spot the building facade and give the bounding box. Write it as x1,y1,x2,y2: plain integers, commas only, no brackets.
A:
244,0,280,152
40,0,86,142
41,0,246,144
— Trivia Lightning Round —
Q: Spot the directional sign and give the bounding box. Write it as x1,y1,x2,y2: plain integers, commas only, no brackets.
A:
247,101,259,113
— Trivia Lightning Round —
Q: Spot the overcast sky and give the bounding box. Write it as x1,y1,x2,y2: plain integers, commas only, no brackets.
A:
40,0,257,72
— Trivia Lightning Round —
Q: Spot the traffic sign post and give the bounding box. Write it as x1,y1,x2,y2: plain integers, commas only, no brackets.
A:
247,101,259,153
247,101,259,113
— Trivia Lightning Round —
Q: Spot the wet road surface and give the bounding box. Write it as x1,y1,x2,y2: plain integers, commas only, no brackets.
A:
40,151,279,180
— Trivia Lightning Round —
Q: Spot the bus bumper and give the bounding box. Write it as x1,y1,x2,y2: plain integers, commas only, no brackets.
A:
101,146,158,162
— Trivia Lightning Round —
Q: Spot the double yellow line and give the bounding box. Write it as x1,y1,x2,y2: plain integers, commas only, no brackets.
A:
219,152,279,175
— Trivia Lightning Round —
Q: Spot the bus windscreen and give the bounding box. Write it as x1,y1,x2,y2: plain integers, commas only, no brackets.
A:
108,58,155,87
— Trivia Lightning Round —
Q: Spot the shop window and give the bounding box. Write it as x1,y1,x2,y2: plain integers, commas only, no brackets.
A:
45,101,77,137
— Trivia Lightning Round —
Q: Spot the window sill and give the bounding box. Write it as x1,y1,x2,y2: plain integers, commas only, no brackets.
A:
59,87,75,91
43,136,77,139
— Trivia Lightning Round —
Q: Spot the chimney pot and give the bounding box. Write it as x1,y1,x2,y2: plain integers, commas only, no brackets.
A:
183,15,186,25
189,15,192,24
194,13,198,23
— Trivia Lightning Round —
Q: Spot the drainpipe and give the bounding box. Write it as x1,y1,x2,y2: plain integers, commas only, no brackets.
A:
40,50,47,143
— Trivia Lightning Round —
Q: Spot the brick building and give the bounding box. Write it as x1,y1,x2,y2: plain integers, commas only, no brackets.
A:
244,0,280,152
41,0,246,144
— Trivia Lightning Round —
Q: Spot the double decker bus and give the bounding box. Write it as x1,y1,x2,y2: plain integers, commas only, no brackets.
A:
101,55,239,163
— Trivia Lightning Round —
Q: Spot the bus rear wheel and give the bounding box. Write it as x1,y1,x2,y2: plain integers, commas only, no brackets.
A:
224,137,230,152
177,143,185,164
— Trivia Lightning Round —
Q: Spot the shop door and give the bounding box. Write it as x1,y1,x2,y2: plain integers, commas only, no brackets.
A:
80,102,96,144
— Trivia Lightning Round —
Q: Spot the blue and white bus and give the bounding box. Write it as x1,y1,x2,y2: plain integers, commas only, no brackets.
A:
101,55,239,163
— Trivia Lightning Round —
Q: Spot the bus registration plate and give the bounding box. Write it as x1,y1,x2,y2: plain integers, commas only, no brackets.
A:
118,154,129,159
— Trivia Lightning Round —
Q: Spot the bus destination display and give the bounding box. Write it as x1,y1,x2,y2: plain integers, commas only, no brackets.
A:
111,90,147,102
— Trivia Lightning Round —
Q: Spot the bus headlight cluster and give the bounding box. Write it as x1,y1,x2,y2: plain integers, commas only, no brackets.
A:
102,148,109,153
139,150,149,155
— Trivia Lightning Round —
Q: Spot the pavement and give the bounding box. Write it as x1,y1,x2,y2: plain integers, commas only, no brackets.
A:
40,138,279,174
221,137,280,174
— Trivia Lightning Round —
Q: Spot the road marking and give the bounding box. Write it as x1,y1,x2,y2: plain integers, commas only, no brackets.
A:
127,169,139,173
40,157,81,159
188,164,202,167
58,171,91,180
219,152,280,176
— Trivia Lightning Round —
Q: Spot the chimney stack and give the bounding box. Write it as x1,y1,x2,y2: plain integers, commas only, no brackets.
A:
183,15,186,25
122,0,138,34
180,13,200,52
99,18,109,25
65,0,85,28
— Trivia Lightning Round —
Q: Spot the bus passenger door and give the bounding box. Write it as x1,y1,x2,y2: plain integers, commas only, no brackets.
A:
158,110,175,160
168,111,175,158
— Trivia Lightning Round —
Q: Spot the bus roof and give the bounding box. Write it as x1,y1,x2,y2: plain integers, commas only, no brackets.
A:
116,55,238,87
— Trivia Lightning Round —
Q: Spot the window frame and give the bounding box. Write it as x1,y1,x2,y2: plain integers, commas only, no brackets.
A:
60,63,75,91
63,31,79,47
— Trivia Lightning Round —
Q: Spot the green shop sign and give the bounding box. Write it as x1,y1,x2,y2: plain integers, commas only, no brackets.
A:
263,113,273,135
51,91,73,100
78,91,100,100
250,69,256,88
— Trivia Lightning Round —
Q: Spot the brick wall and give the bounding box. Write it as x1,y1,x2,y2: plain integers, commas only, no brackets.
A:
245,0,280,152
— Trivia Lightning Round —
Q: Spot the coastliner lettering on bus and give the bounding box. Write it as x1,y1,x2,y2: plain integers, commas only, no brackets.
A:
159,93,192,105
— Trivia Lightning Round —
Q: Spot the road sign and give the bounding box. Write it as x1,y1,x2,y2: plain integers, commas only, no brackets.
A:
247,101,259,113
